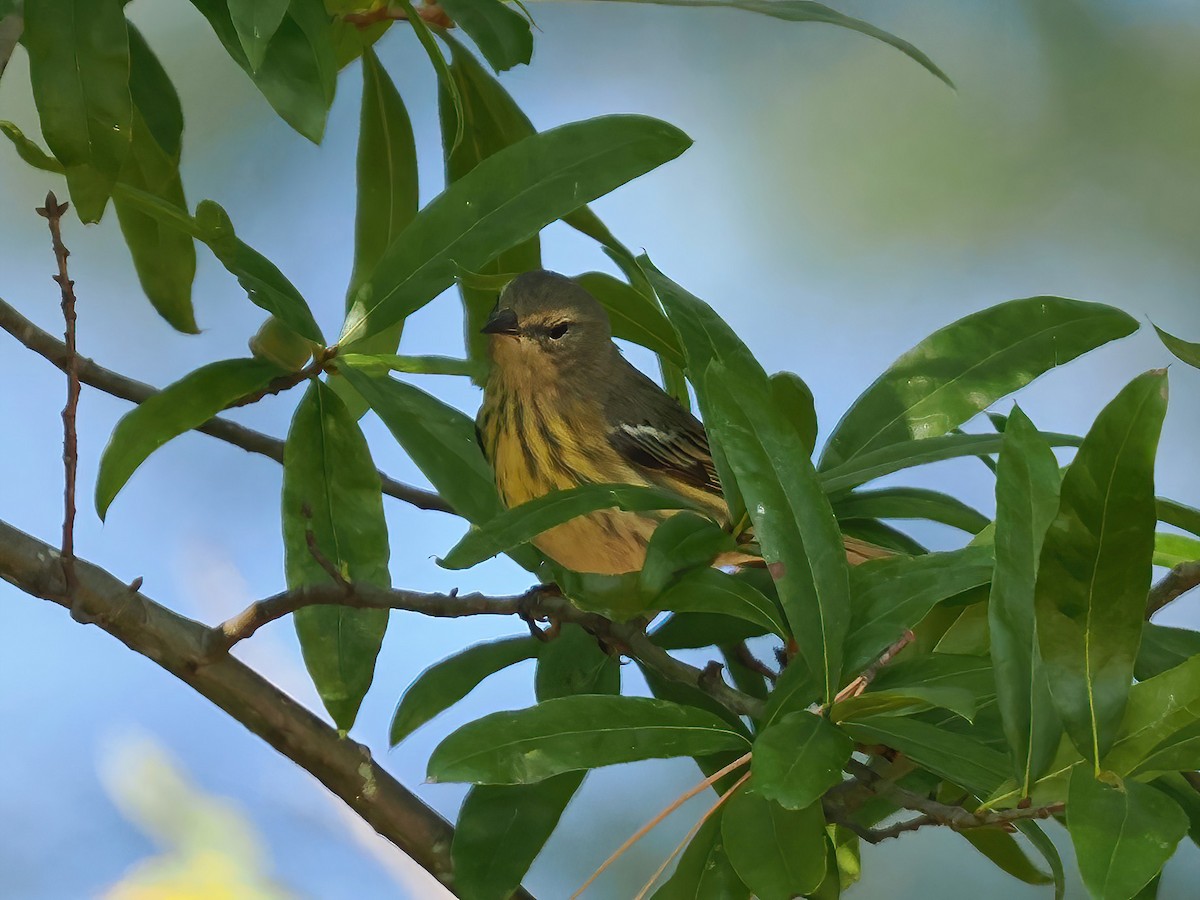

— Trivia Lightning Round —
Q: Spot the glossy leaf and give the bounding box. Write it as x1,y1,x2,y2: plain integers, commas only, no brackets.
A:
721,785,826,899
1135,624,1200,681
841,716,1009,795
1105,655,1200,775
640,512,735,595
653,810,749,900
389,636,537,746
1133,723,1200,779
705,368,850,700
188,0,336,143
769,370,818,456
427,696,749,784
96,359,284,519
282,382,391,730
24,0,131,222
341,115,691,346
597,0,951,87
989,407,1063,791
844,546,994,674
575,271,686,367
752,712,852,810
1068,768,1186,900
1154,323,1200,369
832,486,989,534
1154,532,1200,569
820,430,1083,495
1036,371,1168,763
113,27,197,333
228,0,289,70
114,189,324,343
658,567,788,638
439,0,532,72
438,483,702,570
452,773,583,900
821,297,1137,470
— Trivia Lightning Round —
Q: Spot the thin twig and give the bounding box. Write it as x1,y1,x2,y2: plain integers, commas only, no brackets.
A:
0,297,452,514
831,629,915,706
730,640,778,683
36,192,85,620
343,2,453,28
1146,561,1200,618
571,752,752,899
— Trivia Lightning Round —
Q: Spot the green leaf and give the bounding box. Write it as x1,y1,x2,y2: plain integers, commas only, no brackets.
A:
653,811,749,900
834,655,990,723
640,512,736,596
1153,323,1200,370
820,297,1138,470
427,696,749,784
1136,624,1200,681
751,712,852,810
282,381,391,730
113,27,197,334
1105,655,1200,775
839,518,928,556
592,0,951,88
228,0,290,70
961,828,1052,887
96,359,284,518
0,120,65,173
1036,371,1168,764
1068,767,1187,900
188,0,336,142
24,0,131,222
658,567,788,638
819,430,1083,495
342,115,691,346
337,353,484,379
989,406,1063,792
705,368,850,700
844,546,994,674
1158,498,1200,539
770,371,818,457
832,486,989,534
1131,724,1200,779
1152,774,1200,849
1154,532,1200,569
437,31,540,374
576,272,686,368
438,0,532,72
389,636,537,746
439,484,702,570
638,661,750,735
113,188,324,343
651,611,769,651
842,716,1009,795
452,773,583,900
722,786,826,899
1015,821,1066,900
762,653,818,727
534,622,620,701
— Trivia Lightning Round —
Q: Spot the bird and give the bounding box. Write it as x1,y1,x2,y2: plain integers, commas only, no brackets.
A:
476,269,888,575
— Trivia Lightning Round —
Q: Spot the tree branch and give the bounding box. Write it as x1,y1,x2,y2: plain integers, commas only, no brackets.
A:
0,518,539,899
1146,560,1200,618
0,297,452,514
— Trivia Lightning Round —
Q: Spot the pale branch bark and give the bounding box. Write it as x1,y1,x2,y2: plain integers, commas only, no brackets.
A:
0,519,541,899
210,581,768,719
835,759,1063,844
0,297,453,515
1147,560,1200,618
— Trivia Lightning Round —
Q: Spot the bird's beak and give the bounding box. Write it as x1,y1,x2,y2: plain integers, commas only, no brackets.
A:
481,307,520,336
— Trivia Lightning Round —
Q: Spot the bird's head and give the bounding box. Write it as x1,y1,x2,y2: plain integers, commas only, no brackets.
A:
482,270,614,384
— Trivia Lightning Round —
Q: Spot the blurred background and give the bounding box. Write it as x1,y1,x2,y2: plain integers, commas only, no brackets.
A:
2,0,1200,896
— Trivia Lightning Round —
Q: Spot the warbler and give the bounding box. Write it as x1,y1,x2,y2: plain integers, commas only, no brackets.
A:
477,270,886,575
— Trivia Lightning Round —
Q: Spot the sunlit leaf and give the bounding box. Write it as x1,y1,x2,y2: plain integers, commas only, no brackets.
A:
228,0,289,70
282,381,391,730
1036,371,1168,763
1154,532,1200,569
1105,655,1200,775
427,696,749,784
96,359,284,519
821,297,1137,470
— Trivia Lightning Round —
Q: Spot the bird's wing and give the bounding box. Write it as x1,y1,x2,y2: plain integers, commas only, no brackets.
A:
604,365,723,496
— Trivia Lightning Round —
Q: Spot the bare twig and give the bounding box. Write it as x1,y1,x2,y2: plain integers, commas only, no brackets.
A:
729,640,778,683
1146,561,1200,618
0,519,539,899
0,297,452,514
344,1,453,29
831,629,915,706
36,192,85,619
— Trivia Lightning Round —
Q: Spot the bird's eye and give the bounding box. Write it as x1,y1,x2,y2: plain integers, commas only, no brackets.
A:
548,322,570,340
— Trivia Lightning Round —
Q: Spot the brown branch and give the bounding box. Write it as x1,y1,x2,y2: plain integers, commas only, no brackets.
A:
209,582,767,719
0,519,538,899
36,192,84,619
344,2,454,29
1146,560,1200,618
0,297,452,514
